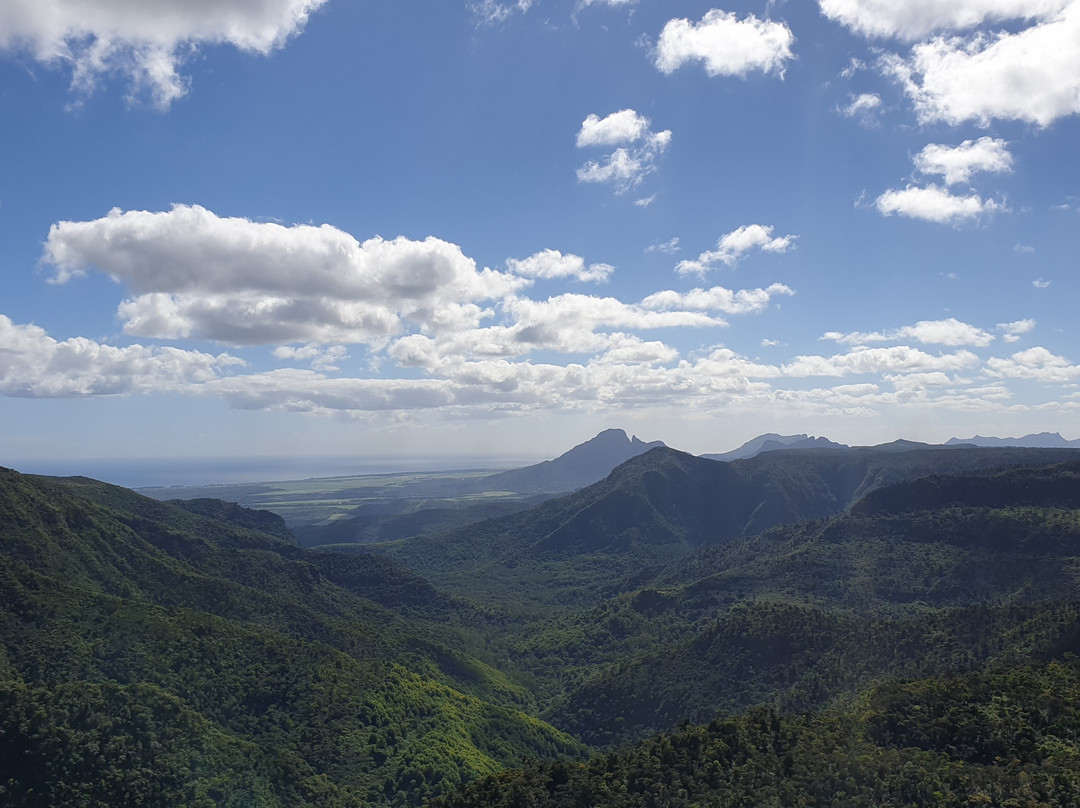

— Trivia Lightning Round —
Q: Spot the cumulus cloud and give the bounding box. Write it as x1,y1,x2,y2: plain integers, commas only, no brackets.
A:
881,4,1080,126
986,346,1080,382
1034,278,1052,288
875,185,1002,224
576,111,672,194
44,205,526,346
914,138,1013,184
0,315,240,397
676,224,796,275
783,345,981,377
506,249,613,283
822,318,995,347
576,109,651,147
273,344,348,372
998,319,1035,343
655,9,795,77
387,282,792,373
641,283,794,315
819,0,1070,39
0,0,326,109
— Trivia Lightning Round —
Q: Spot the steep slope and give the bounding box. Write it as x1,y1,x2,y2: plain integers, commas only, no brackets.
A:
385,445,1080,602
0,468,583,807
516,459,1080,745
433,659,1080,808
469,428,665,494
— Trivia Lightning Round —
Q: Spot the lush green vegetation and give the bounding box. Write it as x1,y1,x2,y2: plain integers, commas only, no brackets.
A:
0,468,582,806
433,659,1080,807
5,448,1080,806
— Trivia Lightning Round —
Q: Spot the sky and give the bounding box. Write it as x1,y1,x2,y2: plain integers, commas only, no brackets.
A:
1,0,1079,479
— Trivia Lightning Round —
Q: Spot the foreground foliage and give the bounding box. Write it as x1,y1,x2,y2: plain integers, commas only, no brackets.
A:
434,659,1080,807
0,468,581,807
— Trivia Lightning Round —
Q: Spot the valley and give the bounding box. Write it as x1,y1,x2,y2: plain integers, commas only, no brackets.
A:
3,431,1080,805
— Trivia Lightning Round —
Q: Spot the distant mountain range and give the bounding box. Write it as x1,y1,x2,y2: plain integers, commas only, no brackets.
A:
385,443,1080,585
945,431,1080,449
701,433,847,461
294,428,665,547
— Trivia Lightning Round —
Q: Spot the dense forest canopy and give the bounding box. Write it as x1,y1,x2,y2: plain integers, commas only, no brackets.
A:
3,446,1080,805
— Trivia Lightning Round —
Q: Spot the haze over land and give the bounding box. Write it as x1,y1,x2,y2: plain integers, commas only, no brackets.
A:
2,0,1080,470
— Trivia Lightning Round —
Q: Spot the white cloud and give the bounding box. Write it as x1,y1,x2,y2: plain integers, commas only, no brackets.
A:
576,128,672,195
875,185,1002,224
823,318,995,347
470,0,534,26
884,371,960,394
506,249,613,283
913,138,1013,184
44,205,527,346
841,92,883,121
0,0,327,109
783,345,980,377
676,224,796,275
595,334,679,365
576,109,651,147
645,237,681,254
840,57,866,78
655,9,795,77
882,4,1080,126
388,282,792,372
819,0,1070,39
0,315,241,397
997,319,1035,343
1033,278,1052,288
634,195,657,208
273,344,348,372
986,346,1080,382
642,283,794,315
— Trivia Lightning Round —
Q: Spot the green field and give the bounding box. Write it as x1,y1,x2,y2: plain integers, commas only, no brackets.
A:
138,469,517,525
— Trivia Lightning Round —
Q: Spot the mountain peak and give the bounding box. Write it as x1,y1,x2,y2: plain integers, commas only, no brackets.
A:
474,429,665,494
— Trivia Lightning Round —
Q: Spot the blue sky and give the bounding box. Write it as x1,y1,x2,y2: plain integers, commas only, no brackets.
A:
2,0,1079,474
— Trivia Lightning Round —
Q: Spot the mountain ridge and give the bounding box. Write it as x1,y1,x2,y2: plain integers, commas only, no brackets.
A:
469,428,665,494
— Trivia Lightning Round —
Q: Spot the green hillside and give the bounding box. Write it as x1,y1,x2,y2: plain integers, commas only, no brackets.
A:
4,447,1080,806
0,468,582,807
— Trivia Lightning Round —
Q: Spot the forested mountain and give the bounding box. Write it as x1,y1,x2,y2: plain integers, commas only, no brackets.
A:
466,428,665,494
382,444,1080,603
4,442,1080,807
701,432,847,461
0,468,581,807
433,659,1080,807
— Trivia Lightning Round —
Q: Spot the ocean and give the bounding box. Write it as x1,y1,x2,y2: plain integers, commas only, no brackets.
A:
5,455,533,489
